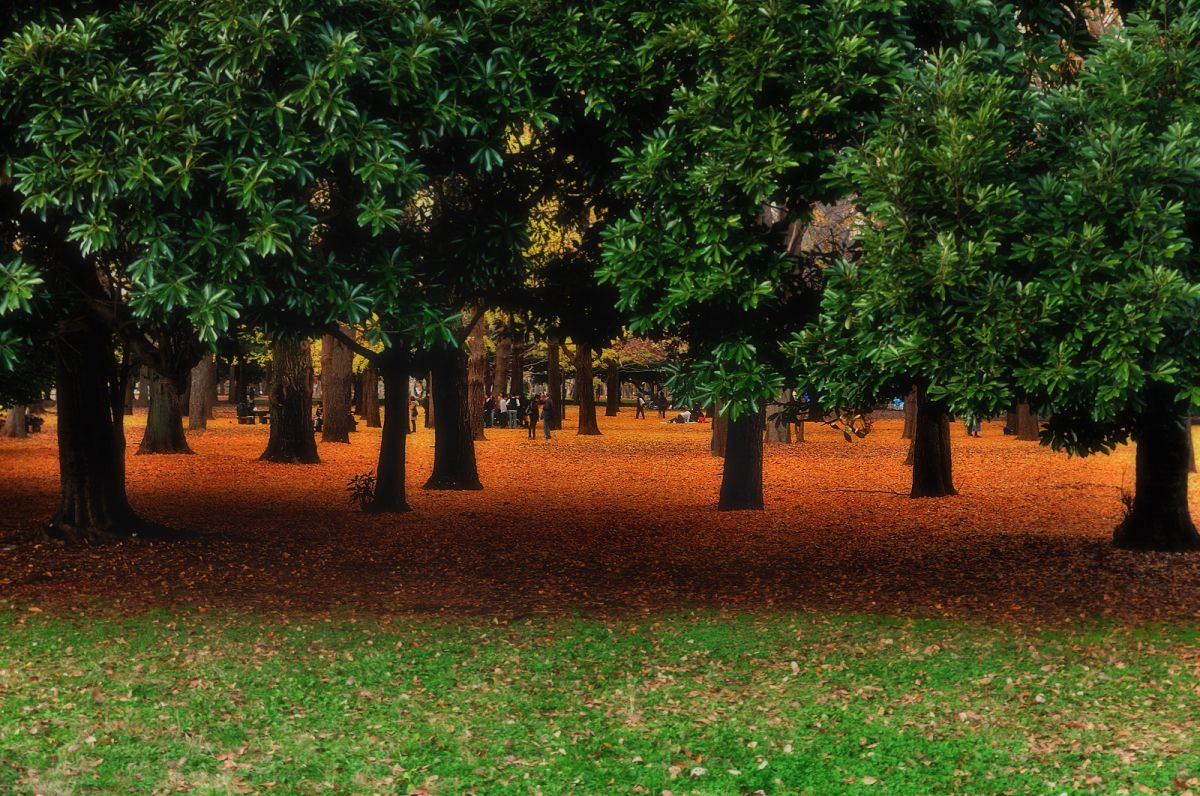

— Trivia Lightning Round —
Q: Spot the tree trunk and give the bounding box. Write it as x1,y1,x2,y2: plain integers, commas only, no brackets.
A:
1190,417,1196,474
369,349,411,513
134,369,150,407
605,361,620,416
493,335,510,399
901,385,917,440
49,314,143,541
468,315,487,442
424,371,435,428
795,419,805,442
719,410,764,510
2,405,27,438
510,343,524,398
1016,402,1040,441
1113,390,1200,551
547,337,563,430
187,354,215,430
910,385,956,498
260,338,319,464
423,344,482,490
765,389,791,444
320,330,354,443
363,365,381,428
712,405,728,458
227,357,241,403
122,373,135,416
575,344,601,435
139,376,192,454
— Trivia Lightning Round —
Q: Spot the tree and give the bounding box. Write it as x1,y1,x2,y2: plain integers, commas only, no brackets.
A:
320,328,354,444
1019,4,1200,550
260,337,319,464
188,354,216,431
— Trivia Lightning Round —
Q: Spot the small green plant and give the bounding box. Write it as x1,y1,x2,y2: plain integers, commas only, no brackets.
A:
347,471,376,510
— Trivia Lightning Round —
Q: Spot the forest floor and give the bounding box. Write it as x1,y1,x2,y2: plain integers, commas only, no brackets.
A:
1,408,1199,621
5,410,1200,794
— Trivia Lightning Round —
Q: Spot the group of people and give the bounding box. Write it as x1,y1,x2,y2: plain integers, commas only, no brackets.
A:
484,392,557,440
634,390,669,420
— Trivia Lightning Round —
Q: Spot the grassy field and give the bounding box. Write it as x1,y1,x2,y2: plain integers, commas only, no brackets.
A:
3,609,1199,794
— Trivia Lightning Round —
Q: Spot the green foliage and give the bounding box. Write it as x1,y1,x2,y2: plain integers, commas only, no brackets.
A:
793,43,1033,422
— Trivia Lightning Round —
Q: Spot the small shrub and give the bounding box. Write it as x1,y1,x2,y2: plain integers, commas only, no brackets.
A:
347,471,376,510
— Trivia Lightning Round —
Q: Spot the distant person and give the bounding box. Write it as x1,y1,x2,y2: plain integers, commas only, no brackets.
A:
635,393,646,419
483,392,495,428
966,417,981,437
314,402,324,432
542,394,554,440
526,395,540,439
409,396,419,433
657,390,667,418
669,408,692,424
507,393,521,428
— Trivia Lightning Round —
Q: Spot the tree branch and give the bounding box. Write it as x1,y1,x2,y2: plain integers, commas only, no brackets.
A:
324,324,379,363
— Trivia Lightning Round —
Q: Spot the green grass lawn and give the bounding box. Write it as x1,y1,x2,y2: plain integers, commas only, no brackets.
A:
2,610,1198,795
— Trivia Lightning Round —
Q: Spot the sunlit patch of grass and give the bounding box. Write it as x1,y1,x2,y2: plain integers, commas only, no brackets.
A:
1,610,1198,794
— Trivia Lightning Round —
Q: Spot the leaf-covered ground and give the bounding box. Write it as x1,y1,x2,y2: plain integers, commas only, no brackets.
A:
3,610,1200,795
1,409,1199,621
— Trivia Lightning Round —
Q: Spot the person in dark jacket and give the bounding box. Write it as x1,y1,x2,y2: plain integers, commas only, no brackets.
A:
526,394,540,439
657,390,667,418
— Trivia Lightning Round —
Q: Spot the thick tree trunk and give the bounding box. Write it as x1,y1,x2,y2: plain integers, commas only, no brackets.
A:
260,338,319,464
547,337,563,430
719,410,764,510
1113,392,1200,551
510,344,524,398
795,419,805,442
468,315,487,442
139,376,192,454
493,335,510,399
1016,402,1040,441
605,362,620,416
901,385,917,440
423,344,482,490
712,405,728,458
910,386,956,498
369,350,411,513
575,344,601,435
2,405,27,438
320,330,355,443
363,365,381,428
765,389,791,444
49,315,143,541
187,354,215,431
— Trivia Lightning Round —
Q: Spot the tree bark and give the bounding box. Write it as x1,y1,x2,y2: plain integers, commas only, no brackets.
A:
510,343,524,398
320,330,355,443
424,371,435,428
260,338,319,464
122,374,135,416
1016,402,1040,441
605,361,620,416
423,344,482,490
49,314,143,540
2,405,27,438
547,337,563,430
719,409,764,510
139,375,192,454
1113,389,1200,551
187,354,216,430
712,405,728,458
575,344,601,435
363,365,381,428
227,357,241,403
765,389,791,444
134,369,150,407
901,385,917,440
468,315,487,442
493,334,510,399
369,349,411,512
910,385,956,498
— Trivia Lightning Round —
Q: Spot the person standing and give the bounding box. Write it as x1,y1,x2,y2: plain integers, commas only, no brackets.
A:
409,396,419,433
508,393,521,428
541,394,554,440
527,394,540,439
657,390,667,419
635,393,646,419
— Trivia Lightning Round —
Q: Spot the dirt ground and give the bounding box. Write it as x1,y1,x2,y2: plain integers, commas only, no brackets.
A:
2,407,1199,621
